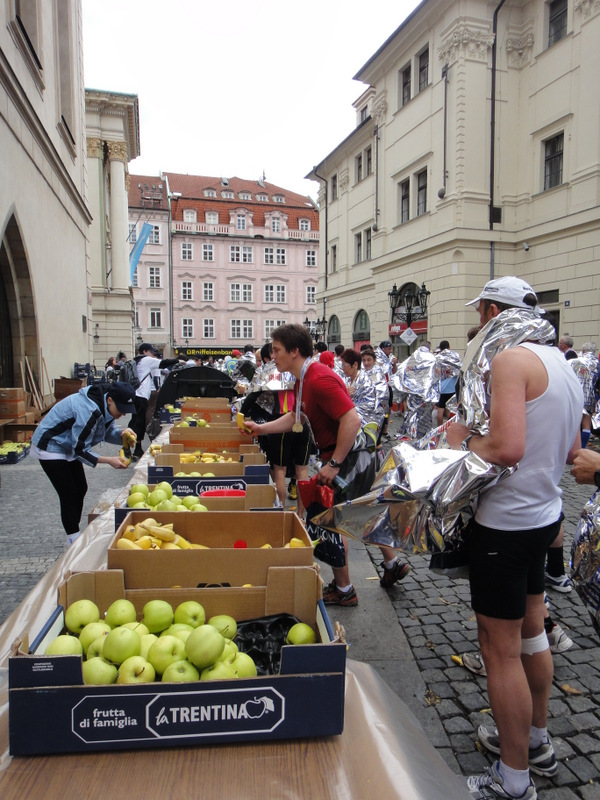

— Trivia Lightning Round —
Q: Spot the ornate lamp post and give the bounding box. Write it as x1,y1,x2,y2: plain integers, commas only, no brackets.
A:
388,282,430,327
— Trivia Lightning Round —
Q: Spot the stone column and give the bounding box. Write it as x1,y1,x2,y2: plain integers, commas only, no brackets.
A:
106,140,130,292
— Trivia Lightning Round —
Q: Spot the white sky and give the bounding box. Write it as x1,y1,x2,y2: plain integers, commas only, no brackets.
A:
82,0,422,200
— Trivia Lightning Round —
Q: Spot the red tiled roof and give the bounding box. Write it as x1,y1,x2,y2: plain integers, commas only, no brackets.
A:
128,175,170,210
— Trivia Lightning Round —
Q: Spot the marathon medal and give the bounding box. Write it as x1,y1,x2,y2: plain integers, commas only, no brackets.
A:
294,358,313,433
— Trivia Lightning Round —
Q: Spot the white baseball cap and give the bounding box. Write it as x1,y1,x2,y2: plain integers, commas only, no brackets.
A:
466,276,540,310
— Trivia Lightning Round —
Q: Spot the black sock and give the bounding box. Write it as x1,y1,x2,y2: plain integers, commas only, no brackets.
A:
544,616,554,635
546,547,564,578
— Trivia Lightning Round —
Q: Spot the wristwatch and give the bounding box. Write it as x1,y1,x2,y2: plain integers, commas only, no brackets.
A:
329,458,342,468
594,470,600,489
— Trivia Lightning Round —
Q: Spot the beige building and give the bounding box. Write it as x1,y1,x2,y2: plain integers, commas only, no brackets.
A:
0,1,91,391
309,0,600,355
86,90,140,366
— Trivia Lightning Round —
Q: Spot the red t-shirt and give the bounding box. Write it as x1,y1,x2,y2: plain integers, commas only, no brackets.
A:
295,361,354,456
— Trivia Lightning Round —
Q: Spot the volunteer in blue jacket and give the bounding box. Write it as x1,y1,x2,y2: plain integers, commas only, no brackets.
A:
31,382,136,546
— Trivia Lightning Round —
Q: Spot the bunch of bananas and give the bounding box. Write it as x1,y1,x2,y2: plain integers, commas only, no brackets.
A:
179,451,234,464
118,431,137,466
116,518,209,551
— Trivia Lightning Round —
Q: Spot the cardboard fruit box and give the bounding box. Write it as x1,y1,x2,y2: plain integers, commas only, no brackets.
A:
169,424,252,450
114,483,278,529
8,568,346,756
148,459,270,496
108,510,313,588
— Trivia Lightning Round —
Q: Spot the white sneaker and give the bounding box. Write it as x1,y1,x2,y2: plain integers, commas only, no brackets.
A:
545,572,572,593
547,623,573,653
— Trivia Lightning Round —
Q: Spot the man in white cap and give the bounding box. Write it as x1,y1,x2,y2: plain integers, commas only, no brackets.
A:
446,276,582,800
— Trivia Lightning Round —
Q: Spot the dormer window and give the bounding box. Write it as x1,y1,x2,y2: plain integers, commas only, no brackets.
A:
240,191,252,201
257,193,268,201
273,194,285,203
183,209,197,223
204,188,217,198
299,219,310,231
237,214,246,231
222,190,234,199
272,217,281,233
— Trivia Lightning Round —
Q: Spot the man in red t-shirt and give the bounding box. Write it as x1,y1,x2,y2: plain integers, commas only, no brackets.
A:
244,324,367,605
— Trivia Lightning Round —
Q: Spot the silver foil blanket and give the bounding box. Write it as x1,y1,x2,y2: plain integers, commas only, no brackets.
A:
571,490,600,637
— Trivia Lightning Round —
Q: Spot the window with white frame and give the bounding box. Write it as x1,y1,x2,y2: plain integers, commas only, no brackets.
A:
264,284,274,303
131,267,138,288
222,190,234,199
306,286,316,304
548,0,567,47
356,152,363,183
183,209,197,223
275,248,286,265
257,193,268,201
236,214,246,231
148,266,162,288
400,64,411,106
202,243,214,261
264,319,286,339
306,250,316,267
240,192,252,201
416,169,428,216
134,308,140,328
331,244,337,273
242,319,253,338
544,132,564,190
331,174,338,201
181,281,193,301
181,242,193,260
364,227,372,260
149,308,162,328
230,245,252,263
355,233,362,264
204,189,217,197
418,47,429,92
275,285,286,303
299,218,310,231
128,222,137,243
206,211,218,224
148,225,161,245
230,319,241,338
182,318,193,339
366,146,372,177
271,217,281,233
400,179,410,223
264,247,274,264
360,106,368,122
230,283,253,303
203,282,214,302
273,195,285,203
203,318,215,338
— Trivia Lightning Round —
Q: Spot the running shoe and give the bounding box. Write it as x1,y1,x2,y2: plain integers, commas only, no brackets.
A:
379,560,410,588
467,761,537,799
477,725,558,777
544,572,572,593
287,481,297,500
547,623,573,653
322,581,358,607
461,651,487,676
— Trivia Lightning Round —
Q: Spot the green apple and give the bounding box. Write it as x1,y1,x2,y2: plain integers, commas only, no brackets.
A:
102,626,141,665
230,652,257,678
170,495,183,506
82,656,118,685
127,492,147,508
197,419,208,427
156,481,174,499
175,471,187,477
121,620,150,637
147,635,186,675
139,633,159,660
200,661,237,681
185,624,225,669
178,421,189,427
174,601,205,628
182,495,200,510
148,489,168,506
46,634,83,656
203,472,215,478
79,621,111,654
157,499,177,512
130,484,149,498
218,639,239,663
116,655,156,684
87,634,109,659
104,598,137,628
162,622,194,637
191,503,208,511
64,599,100,634
208,614,237,640
286,622,317,645
162,660,200,683
141,599,174,633
188,471,202,477
132,502,151,509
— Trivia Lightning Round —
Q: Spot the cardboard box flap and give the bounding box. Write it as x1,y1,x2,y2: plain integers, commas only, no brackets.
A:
58,570,126,616
264,567,319,621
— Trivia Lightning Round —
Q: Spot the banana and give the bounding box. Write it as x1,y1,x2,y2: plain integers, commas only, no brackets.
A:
118,448,131,466
202,452,219,459
288,537,308,548
133,523,150,540
116,538,142,550
122,525,136,542
172,533,192,549
236,412,252,433
122,431,137,449
161,542,181,550
189,543,210,549
140,518,159,529
147,526,176,542
135,535,155,550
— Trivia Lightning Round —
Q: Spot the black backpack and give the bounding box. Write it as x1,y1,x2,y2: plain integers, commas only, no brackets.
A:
118,359,141,390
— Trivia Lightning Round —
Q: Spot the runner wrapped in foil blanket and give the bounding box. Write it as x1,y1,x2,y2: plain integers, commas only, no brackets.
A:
393,346,441,439
571,490,600,636
234,360,296,421
313,309,554,553
346,368,385,433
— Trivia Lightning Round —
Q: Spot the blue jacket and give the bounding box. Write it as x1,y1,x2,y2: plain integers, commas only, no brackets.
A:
32,385,123,467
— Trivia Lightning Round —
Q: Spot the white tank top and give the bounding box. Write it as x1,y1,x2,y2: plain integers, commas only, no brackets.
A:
475,343,583,530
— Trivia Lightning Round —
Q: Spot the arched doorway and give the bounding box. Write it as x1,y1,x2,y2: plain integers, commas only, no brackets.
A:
352,309,370,349
0,214,37,386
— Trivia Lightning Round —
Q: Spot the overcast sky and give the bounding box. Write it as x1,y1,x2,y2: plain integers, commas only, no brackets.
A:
82,0,422,200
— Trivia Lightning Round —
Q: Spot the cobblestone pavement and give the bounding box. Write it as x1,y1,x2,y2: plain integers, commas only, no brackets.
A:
1,424,599,796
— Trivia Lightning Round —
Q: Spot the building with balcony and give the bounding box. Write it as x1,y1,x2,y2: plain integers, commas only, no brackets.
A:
164,173,320,358
0,0,91,390
128,176,171,354
308,0,600,356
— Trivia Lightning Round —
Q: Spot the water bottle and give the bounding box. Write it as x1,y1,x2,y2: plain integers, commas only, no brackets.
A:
333,474,349,493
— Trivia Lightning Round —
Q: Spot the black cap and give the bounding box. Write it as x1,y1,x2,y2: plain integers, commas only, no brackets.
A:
138,342,157,355
380,340,393,348
106,382,136,414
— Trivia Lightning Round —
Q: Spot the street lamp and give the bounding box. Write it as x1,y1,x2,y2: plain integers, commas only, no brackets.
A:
93,323,100,344
388,282,430,327
315,316,327,339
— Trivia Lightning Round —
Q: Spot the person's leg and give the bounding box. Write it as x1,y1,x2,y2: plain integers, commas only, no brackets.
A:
40,459,88,536
272,465,287,507
521,593,553,731
477,613,531,771
294,464,308,518
131,396,148,458
378,544,410,587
